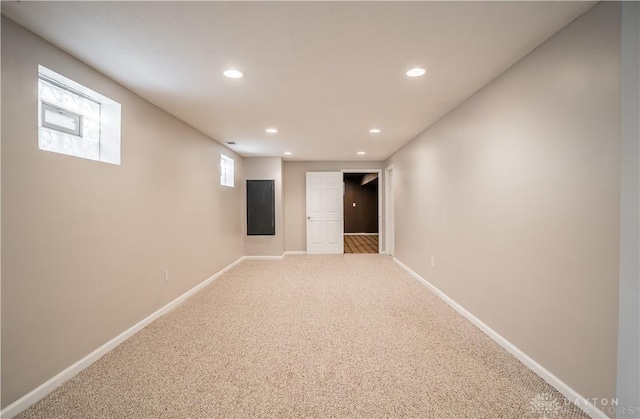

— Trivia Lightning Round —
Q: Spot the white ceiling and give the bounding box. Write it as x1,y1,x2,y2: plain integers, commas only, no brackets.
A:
2,1,595,161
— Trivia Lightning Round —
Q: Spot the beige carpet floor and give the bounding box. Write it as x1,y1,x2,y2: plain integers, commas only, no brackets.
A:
18,255,588,418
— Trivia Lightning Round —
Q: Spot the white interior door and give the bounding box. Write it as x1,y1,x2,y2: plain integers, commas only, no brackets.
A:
306,172,344,254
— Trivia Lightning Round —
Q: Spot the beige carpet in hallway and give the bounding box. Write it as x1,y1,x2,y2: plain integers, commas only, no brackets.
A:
18,255,588,418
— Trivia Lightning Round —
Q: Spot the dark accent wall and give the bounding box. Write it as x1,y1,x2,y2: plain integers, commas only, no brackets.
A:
343,173,378,234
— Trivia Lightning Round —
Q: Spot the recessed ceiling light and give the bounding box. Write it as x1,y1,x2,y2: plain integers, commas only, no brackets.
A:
369,128,381,134
223,69,244,79
266,128,278,134
357,151,366,155
406,67,426,77
284,152,292,156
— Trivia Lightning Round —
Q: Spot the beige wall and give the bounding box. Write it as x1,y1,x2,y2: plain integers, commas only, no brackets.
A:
617,1,640,414
243,157,285,256
385,2,621,406
283,161,383,251
1,18,245,408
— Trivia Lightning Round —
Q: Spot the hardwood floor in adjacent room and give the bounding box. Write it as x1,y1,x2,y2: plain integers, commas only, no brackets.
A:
344,234,378,254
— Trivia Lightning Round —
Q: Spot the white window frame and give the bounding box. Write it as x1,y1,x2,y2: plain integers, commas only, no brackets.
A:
41,102,84,137
38,65,121,165
220,154,234,187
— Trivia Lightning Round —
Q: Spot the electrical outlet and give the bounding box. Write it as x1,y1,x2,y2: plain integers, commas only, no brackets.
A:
164,271,169,282
431,257,435,267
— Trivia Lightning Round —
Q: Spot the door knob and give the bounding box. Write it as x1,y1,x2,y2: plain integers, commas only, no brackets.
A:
307,216,312,220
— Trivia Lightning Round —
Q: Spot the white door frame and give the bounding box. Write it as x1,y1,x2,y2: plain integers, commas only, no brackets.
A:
384,165,394,256
341,169,382,253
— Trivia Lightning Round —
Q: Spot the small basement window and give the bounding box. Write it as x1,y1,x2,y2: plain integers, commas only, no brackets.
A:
220,154,234,187
38,65,121,165
42,102,83,136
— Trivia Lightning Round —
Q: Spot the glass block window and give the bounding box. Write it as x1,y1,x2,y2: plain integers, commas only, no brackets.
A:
38,66,121,165
220,154,234,187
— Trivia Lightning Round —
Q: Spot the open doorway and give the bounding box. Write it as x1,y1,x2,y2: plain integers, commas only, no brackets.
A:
343,172,379,253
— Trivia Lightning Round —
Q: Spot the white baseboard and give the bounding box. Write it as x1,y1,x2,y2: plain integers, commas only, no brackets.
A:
392,257,608,419
0,256,246,419
242,255,284,260
344,233,379,236
283,251,307,256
